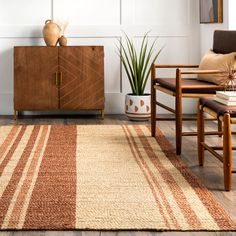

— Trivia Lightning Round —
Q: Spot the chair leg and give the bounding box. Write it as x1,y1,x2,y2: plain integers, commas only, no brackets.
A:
218,118,223,137
223,113,232,191
151,89,156,136
175,95,182,155
151,66,156,137
197,103,205,166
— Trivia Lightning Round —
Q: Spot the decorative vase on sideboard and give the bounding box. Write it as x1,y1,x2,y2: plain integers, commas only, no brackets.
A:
42,20,61,46
59,35,68,46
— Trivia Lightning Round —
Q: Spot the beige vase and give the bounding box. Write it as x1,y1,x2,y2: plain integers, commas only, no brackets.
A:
59,35,68,46
125,94,151,121
42,20,61,46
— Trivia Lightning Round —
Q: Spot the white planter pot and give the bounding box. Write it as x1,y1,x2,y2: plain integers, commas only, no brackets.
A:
125,94,151,120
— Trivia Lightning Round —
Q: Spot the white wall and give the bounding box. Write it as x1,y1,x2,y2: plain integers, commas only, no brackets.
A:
0,0,200,115
200,0,229,57
228,0,236,30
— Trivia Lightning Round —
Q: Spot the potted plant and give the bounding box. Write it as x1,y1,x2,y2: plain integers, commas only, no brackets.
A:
118,32,163,120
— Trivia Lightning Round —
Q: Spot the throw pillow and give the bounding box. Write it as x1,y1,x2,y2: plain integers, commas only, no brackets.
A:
198,50,236,85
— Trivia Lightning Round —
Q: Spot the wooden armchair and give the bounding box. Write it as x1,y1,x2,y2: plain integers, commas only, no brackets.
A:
151,30,236,155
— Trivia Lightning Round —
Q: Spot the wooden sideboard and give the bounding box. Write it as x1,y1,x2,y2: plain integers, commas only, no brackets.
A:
14,46,104,118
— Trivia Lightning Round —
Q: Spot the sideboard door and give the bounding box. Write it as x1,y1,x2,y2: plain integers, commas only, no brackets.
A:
14,47,59,111
59,46,104,110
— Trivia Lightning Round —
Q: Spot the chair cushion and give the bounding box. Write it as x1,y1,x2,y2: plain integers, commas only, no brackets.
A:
198,50,236,85
200,97,236,117
213,30,236,54
156,78,225,94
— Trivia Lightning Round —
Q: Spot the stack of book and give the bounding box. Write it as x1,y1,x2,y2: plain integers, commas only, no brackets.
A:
215,91,236,106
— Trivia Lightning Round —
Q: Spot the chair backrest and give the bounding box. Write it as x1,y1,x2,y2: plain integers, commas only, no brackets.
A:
213,30,236,54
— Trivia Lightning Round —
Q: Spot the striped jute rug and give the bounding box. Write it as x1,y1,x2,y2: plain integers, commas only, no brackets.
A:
0,124,235,231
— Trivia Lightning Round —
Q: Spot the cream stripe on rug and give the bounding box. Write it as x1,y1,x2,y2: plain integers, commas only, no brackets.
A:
2,126,50,229
16,125,50,228
0,126,15,158
0,124,235,231
130,125,219,230
0,126,21,166
124,125,188,229
122,125,177,229
76,125,165,229
0,126,33,197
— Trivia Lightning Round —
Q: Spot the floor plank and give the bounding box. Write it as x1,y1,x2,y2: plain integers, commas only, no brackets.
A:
0,232,13,236
0,114,236,236
12,231,45,236
45,231,83,236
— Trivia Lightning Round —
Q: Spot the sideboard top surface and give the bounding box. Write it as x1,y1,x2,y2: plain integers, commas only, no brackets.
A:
14,46,104,48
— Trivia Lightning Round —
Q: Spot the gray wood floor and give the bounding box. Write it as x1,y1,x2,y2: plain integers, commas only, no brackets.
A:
0,114,236,236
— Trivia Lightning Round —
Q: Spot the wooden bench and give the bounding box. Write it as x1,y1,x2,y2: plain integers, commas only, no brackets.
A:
198,97,236,191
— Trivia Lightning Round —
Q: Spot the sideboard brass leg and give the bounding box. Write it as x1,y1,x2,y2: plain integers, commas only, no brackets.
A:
13,110,18,120
100,109,104,119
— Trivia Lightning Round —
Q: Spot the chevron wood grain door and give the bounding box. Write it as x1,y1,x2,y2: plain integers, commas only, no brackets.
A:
14,46,59,111
59,46,104,110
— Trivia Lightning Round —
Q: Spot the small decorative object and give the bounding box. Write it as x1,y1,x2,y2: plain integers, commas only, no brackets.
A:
214,63,236,106
117,32,163,120
42,20,61,46
58,21,69,46
59,35,68,46
219,62,236,90
200,0,223,24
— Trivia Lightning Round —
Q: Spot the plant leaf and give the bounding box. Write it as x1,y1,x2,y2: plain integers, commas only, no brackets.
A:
125,34,139,95
116,42,136,94
141,45,164,94
116,31,163,95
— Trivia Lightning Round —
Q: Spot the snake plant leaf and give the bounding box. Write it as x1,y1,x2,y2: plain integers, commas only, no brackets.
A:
141,45,164,94
117,32,163,95
116,44,135,94
118,40,135,80
139,39,157,91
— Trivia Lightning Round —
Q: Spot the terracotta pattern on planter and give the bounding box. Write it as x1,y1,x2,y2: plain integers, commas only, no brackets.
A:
125,94,151,120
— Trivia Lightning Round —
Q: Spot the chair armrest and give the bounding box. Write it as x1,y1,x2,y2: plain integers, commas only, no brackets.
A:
181,69,222,75
154,64,199,68
175,69,223,96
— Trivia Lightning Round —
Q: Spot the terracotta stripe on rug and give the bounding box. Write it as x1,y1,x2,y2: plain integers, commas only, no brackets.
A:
122,125,177,229
0,126,41,227
0,124,235,231
0,126,20,166
132,126,204,228
151,126,236,230
23,125,77,229
6,126,50,229
0,126,25,175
